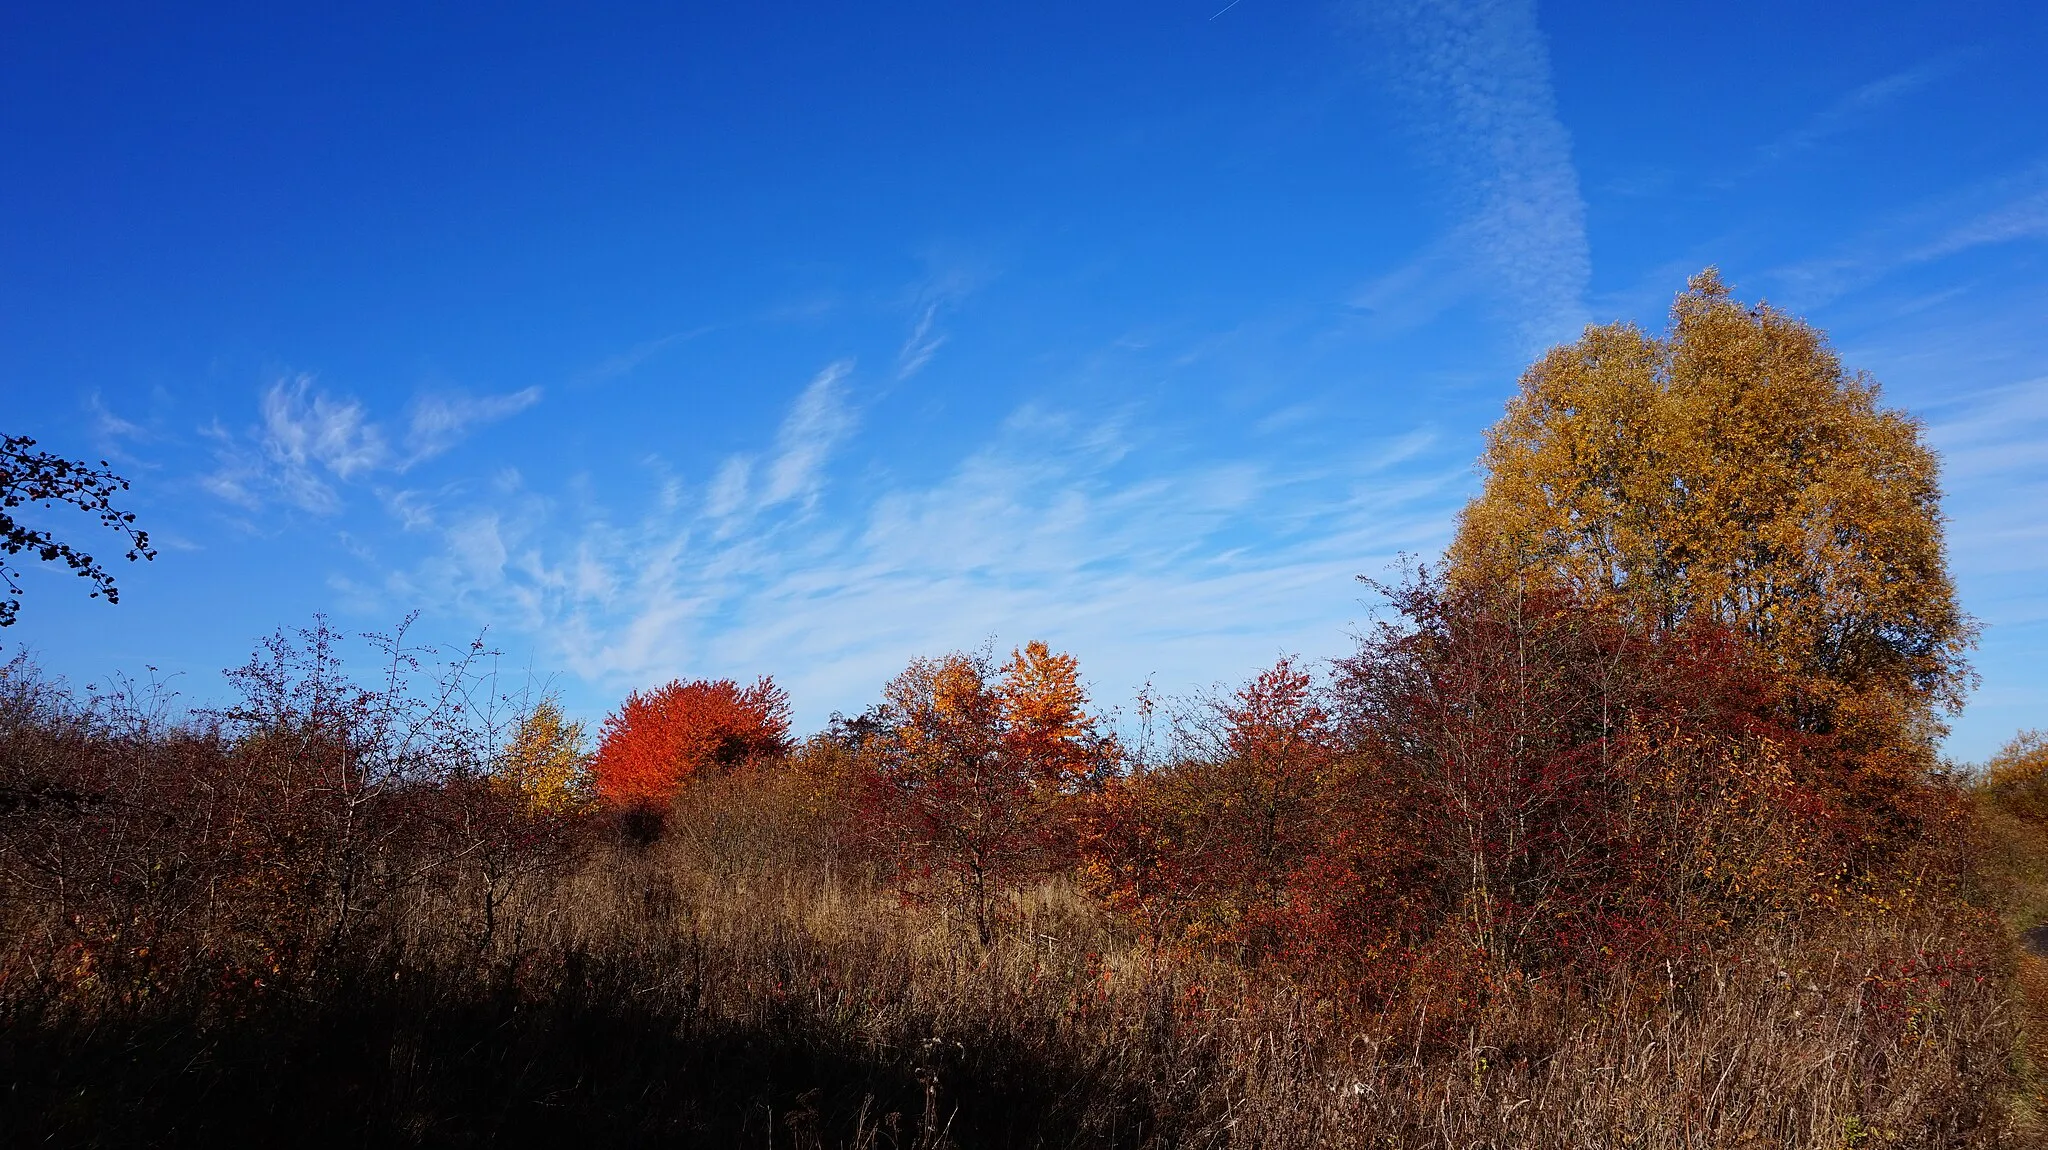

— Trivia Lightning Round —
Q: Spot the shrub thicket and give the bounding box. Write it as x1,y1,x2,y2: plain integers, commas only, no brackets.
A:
0,588,2024,1147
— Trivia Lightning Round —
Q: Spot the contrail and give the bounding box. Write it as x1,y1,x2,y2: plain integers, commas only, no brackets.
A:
1209,0,1242,19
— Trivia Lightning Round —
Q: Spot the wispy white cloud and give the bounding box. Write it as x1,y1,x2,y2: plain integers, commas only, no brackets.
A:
202,375,544,514
704,457,753,520
378,367,1467,728
1348,231,1485,335
1926,377,2048,582
87,392,151,444
896,304,948,380
406,386,542,462
1358,0,1591,349
1917,373,2048,760
1756,56,1961,165
1910,187,2048,263
203,376,385,512
83,391,165,472
378,488,441,533
574,328,713,386
701,361,858,521
1769,161,2048,306
892,256,993,383
263,376,390,479
762,361,854,507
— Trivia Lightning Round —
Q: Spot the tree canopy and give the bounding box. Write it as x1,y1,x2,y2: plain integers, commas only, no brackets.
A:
1448,270,1972,756
861,642,1114,944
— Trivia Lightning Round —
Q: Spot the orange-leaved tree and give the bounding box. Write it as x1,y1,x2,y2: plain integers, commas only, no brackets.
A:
591,677,791,810
865,642,1114,944
1000,639,1119,796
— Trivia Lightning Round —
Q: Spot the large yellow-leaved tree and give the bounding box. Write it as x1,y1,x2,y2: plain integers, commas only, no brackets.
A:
1449,270,1973,766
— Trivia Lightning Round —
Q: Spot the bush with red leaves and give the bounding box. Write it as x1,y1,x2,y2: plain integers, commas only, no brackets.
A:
591,677,791,811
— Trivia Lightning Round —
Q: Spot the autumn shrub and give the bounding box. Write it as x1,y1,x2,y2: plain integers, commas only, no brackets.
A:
1078,570,1980,1027
8,600,2013,1147
1971,731,2048,1125
0,622,587,1009
1979,730,2048,830
1327,572,1848,974
3,746,2016,1148
1078,657,1354,958
853,643,1117,946
590,675,792,812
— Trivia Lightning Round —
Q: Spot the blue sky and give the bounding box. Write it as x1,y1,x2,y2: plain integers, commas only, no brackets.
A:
4,1,2045,761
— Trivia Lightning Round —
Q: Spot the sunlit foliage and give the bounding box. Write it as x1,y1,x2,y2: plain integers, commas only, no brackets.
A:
591,677,791,810
1079,575,1866,996
862,643,1115,944
496,695,592,814
1448,270,1973,770
0,273,2030,1145
1980,729,2048,819
1079,657,1341,954
999,640,1116,792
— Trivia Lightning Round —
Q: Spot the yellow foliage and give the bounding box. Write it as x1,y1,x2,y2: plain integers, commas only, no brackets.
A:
497,695,592,814
1976,731,2048,917
1450,269,1972,755
1983,730,2048,801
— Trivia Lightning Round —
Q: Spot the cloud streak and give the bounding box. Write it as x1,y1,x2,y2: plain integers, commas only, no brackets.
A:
203,376,545,514
702,361,859,520
1926,377,2048,585
896,304,947,380
1756,56,1960,165
763,362,855,507
1918,373,2048,760
407,387,542,462
1911,186,2048,263
380,370,1466,730
1769,161,2048,307
574,328,713,387
1360,0,1591,349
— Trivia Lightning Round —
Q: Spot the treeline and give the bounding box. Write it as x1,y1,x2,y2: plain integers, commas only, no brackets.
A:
547,567,1969,1002
0,273,2034,1147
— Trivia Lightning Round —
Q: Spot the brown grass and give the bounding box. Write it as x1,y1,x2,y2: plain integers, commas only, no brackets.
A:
5,776,2019,1147
1974,778,2048,1140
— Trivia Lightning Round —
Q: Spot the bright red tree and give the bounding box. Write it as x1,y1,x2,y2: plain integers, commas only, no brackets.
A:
591,677,791,809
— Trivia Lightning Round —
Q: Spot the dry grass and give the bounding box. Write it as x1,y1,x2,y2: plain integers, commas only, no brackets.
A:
1974,783,2048,1140
5,774,2019,1148
0,674,2030,1148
